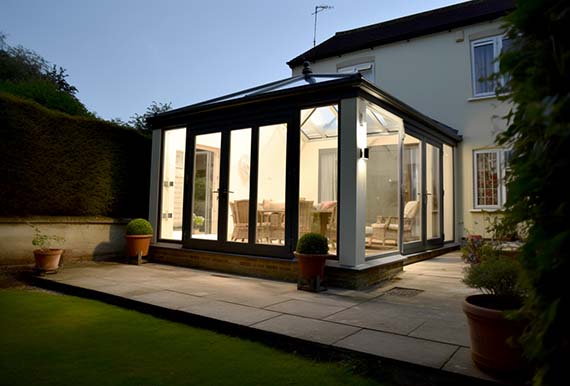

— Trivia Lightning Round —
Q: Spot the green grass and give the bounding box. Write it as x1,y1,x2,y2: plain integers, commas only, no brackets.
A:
0,289,384,386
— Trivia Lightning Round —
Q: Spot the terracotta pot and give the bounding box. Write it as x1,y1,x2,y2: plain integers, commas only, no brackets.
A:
125,235,152,257
294,252,328,289
463,294,526,375
33,249,63,272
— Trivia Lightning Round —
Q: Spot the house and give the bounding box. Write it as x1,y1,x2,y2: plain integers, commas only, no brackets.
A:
288,0,515,238
146,0,513,288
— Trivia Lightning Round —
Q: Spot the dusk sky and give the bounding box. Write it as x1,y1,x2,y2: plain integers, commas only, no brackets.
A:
1,0,462,121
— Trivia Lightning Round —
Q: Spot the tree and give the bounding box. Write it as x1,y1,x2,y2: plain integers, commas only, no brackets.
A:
0,32,90,117
128,101,172,132
496,1,570,385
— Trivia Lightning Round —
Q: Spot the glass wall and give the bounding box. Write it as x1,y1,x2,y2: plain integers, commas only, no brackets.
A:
191,132,221,240
299,105,338,252
364,103,402,255
160,128,186,240
227,129,251,242
257,123,288,244
443,144,454,242
402,134,422,245
426,144,441,240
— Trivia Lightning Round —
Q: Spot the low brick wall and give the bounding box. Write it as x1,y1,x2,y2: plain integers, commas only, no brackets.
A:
326,260,404,289
150,245,407,290
0,217,129,266
403,244,459,265
150,246,299,282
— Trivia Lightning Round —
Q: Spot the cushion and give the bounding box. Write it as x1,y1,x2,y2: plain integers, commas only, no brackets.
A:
319,201,336,210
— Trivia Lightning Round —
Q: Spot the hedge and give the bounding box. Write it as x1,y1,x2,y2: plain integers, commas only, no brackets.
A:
0,92,151,217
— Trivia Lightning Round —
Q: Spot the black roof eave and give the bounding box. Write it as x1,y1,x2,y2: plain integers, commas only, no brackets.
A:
149,75,461,144
287,1,514,68
148,75,361,128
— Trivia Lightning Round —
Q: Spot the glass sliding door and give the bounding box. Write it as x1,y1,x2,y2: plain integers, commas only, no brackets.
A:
159,127,187,241
402,135,444,254
257,123,288,245
443,144,454,242
402,134,422,248
191,132,221,240
426,143,441,241
184,120,292,258
227,128,252,242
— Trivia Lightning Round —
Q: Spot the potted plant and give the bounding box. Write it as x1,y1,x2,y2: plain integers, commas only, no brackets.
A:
30,224,65,273
192,214,205,234
294,232,329,292
462,240,527,376
125,218,153,263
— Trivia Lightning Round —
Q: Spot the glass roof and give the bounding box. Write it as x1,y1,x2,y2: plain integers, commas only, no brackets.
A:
300,105,338,139
366,103,402,134
191,73,356,108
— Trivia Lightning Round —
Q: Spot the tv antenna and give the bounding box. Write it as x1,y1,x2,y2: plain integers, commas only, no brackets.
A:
313,5,334,47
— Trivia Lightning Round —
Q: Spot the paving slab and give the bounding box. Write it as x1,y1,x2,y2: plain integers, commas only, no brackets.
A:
266,299,350,319
334,328,458,369
101,283,162,298
207,290,290,308
131,290,206,309
409,319,471,347
443,347,498,382
280,290,364,307
252,314,361,345
180,300,281,326
33,252,507,384
324,301,428,335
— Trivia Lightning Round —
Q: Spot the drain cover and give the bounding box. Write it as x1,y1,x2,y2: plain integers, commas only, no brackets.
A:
386,287,424,297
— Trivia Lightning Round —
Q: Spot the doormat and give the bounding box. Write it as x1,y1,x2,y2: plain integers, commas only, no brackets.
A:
385,287,424,297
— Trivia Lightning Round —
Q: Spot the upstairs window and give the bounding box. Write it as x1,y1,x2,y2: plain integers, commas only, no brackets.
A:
338,62,375,83
473,149,510,209
471,36,510,97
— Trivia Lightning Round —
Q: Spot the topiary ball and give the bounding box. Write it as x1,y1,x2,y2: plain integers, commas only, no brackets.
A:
296,233,329,255
126,218,153,235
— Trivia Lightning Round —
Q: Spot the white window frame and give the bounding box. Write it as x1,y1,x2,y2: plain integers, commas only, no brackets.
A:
470,35,509,97
338,62,375,83
473,148,509,210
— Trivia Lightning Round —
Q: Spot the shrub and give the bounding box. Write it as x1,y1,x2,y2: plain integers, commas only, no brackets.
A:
0,80,91,117
126,219,153,235
463,254,524,299
0,92,150,217
296,233,329,255
496,1,570,383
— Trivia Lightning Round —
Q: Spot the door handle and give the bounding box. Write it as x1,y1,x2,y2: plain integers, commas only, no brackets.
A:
213,189,233,195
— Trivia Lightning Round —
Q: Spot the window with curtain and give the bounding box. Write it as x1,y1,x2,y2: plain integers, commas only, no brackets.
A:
318,149,337,202
473,149,509,209
471,35,510,97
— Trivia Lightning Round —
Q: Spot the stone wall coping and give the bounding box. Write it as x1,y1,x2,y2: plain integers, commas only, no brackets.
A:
326,254,406,271
0,216,130,225
151,243,295,263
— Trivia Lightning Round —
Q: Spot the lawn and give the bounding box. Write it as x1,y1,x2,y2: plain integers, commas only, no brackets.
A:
0,289,384,386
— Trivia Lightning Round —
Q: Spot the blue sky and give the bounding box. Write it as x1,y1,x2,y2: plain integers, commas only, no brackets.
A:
1,0,462,121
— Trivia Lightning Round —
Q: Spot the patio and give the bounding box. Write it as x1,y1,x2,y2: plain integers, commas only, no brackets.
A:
33,251,503,385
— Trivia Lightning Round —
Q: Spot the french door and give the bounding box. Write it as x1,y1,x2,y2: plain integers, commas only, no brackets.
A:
402,133,444,254
182,121,294,258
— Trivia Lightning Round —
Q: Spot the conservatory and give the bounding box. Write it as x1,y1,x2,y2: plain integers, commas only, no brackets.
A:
147,63,460,273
